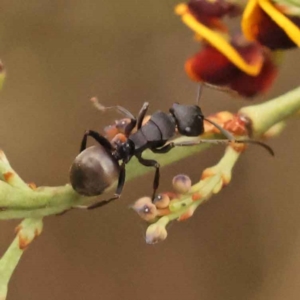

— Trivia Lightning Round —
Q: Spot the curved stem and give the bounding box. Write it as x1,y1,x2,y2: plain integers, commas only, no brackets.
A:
239,86,300,137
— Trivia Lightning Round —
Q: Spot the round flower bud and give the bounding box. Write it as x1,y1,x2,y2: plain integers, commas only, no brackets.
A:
172,174,192,194
153,194,170,209
145,223,168,244
131,197,158,222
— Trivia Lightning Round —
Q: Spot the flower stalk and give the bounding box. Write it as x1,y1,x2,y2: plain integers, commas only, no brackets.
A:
239,86,300,136
137,146,242,244
0,218,43,299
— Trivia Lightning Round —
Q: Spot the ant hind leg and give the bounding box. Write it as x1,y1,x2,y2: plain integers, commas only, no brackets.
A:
136,154,160,201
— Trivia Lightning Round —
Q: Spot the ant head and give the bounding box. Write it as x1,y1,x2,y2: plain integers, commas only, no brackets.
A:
169,103,204,136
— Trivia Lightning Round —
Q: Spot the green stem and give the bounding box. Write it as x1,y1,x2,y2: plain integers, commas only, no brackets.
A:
1,86,300,219
0,136,213,220
239,86,300,137
0,218,43,299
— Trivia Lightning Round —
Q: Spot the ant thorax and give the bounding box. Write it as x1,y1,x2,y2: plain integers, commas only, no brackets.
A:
113,140,135,163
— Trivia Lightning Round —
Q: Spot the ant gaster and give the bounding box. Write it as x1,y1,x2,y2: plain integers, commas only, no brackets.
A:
70,88,274,210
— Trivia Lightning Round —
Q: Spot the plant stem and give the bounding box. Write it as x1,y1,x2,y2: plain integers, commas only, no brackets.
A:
239,86,300,137
0,218,43,299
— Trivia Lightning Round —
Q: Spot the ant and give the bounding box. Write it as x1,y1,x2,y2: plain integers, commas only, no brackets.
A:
70,86,274,210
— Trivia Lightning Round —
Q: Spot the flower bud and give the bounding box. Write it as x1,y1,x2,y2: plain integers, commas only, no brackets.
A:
146,223,168,244
153,194,170,209
172,174,192,194
131,197,158,222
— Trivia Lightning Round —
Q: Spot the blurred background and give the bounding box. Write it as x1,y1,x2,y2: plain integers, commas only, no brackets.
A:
0,1,299,299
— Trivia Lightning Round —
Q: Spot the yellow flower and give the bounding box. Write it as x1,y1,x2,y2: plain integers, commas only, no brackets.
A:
176,1,278,97
242,0,300,49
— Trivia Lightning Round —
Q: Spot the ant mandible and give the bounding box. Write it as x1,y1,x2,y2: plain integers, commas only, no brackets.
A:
70,85,273,209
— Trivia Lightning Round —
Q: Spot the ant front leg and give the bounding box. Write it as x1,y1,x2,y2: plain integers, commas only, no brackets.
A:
136,154,160,201
151,140,234,155
151,144,174,154
153,139,274,156
77,162,126,210
80,130,113,152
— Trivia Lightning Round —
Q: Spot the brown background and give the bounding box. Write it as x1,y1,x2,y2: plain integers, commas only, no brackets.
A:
0,1,300,300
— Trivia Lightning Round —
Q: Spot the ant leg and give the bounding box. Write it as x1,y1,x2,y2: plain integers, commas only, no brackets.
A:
136,102,149,129
80,130,113,152
124,119,137,137
136,154,160,201
153,139,274,156
77,163,126,210
151,144,173,154
151,140,225,154
123,101,149,135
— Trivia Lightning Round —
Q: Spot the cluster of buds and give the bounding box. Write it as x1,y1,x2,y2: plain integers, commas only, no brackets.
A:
176,0,300,98
132,146,241,244
131,175,193,244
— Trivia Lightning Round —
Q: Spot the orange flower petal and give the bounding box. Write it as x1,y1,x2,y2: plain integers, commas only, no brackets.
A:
242,0,300,49
185,35,264,88
230,51,278,97
176,3,263,75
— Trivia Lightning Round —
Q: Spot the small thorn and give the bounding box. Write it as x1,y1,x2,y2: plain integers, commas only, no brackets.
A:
192,193,202,201
3,172,14,182
18,235,30,250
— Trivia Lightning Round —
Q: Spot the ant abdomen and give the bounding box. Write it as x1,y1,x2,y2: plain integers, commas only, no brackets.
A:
70,145,120,196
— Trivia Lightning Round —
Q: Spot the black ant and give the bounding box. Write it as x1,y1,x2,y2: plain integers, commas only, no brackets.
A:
70,88,273,209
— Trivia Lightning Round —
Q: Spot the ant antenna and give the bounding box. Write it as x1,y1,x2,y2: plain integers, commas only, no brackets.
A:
90,97,105,111
203,82,239,97
90,97,135,119
196,83,203,106
193,86,273,155
237,139,274,156
193,84,236,141
204,117,274,155
204,117,235,141
195,82,238,105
